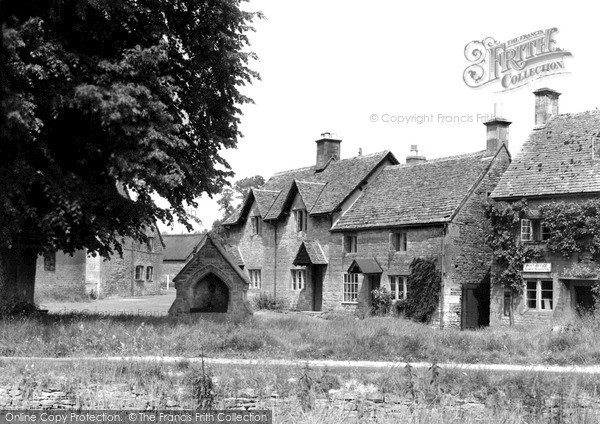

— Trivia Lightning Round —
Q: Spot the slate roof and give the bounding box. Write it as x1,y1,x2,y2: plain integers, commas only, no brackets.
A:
253,190,280,216
162,234,205,261
293,240,328,266
348,258,383,274
333,150,501,230
492,111,600,199
223,151,396,224
222,243,245,266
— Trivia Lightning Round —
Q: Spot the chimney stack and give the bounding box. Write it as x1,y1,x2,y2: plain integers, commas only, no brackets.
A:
406,145,426,165
534,88,561,128
315,132,341,171
484,110,511,152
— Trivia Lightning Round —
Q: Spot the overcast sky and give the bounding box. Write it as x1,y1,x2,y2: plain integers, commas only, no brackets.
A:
159,0,599,234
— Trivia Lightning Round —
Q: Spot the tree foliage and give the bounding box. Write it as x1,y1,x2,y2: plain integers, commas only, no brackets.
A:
216,174,264,215
1,0,261,258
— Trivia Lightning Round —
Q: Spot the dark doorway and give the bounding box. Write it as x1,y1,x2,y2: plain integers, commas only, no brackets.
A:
190,273,229,313
462,272,491,329
367,274,381,307
312,266,324,311
574,285,595,315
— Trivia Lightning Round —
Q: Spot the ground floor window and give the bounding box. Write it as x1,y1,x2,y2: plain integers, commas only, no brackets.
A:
291,269,306,290
135,265,144,280
146,266,153,281
343,273,359,303
525,279,553,310
249,269,261,289
389,275,408,300
43,251,56,272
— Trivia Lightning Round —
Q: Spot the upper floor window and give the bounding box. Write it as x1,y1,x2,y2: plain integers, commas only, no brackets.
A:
43,252,56,272
146,266,154,281
525,279,553,311
594,137,600,160
249,269,261,289
251,216,262,235
343,273,359,303
147,237,155,252
135,265,144,280
344,235,357,253
295,209,307,233
291,269,306,291
389,275,408,300
521,219,551,242
390,232,407,252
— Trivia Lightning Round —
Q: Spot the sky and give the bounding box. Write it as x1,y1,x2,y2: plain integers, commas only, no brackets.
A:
159,0,600,234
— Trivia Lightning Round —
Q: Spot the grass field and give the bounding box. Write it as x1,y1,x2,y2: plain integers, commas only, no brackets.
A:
1,310,600,365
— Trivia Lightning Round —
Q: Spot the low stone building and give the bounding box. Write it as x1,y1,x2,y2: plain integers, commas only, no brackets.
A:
169,233,253,320
35,186,164,300
161,233,206,289
490,88,600,326
222,123,511,328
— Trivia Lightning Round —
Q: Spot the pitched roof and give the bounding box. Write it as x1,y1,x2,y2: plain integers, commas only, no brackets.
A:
161,233,205,261
492,111,600,199
223,151,396,224
222,243,244,266
348,258,383,274
333,150,501,230
293,240,328,266
253,189,280,216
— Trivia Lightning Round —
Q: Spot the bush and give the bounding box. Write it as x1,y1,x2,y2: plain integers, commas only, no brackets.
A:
370,287,393,316
403,257,442,323
252,292,284,311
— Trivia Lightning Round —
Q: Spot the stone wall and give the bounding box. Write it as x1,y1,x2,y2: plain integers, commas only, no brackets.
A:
35,250,87,300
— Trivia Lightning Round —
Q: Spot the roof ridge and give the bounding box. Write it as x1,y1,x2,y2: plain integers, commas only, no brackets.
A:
270,150,390,176
389,150,488,168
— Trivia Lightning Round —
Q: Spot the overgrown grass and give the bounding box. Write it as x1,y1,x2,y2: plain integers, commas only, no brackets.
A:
1,360,600,423
2,312,600,364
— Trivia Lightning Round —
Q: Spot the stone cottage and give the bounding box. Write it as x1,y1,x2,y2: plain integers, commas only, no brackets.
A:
161,233,206,289
222,125,511,328
35,187,163,300
490,88,600,326
169,233,253,320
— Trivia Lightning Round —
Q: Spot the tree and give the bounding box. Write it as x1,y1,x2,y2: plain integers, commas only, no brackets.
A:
216,174,264,216
0,0,261,308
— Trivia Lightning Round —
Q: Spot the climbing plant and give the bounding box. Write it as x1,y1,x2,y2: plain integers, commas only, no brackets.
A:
400,257,442,323
540,200,600,260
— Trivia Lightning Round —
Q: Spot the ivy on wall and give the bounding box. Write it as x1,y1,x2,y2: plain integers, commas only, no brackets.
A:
396,257,442,323
484,200,544,295
540,200,600,260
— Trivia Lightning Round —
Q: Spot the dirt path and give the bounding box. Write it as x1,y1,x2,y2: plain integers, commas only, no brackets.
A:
2,356,600,374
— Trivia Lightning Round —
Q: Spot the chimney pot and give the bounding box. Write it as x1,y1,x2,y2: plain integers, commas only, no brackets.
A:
406,145,426,165
534,88,561,128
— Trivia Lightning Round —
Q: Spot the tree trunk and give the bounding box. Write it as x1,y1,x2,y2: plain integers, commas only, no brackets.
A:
0,247,38,309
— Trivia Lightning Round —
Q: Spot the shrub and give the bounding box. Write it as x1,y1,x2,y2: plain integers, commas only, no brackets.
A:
253,292,284,311
370,287,393,316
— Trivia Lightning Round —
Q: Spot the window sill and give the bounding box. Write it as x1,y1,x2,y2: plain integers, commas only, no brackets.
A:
341,301,358,305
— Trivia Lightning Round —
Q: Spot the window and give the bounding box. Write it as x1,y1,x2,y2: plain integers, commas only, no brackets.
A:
43,252,56,272
249,269,261,289
295,209,307,232
135,265,144,280
521,219,551,242
389,275,408,300
390,232,407,252
251,216,262,235
521,219,533,242
147,237,155,252
525,279,553,310
594,137,600,160
146,266,153,281
343,273,359,303
503,291,512,317
291,269,306,290
344,235,357,253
